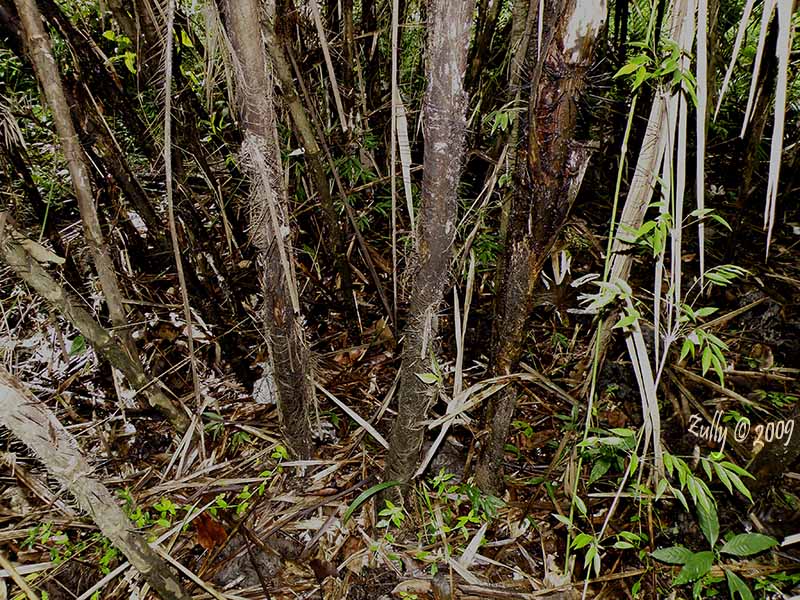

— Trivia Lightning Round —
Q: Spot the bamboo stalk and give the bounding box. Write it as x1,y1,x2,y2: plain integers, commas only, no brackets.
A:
0,367,191,600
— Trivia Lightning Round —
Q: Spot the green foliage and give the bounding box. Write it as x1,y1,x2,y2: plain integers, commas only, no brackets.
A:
102,30,137,74
647,452,773,597
68,334,86,356
23,522,119,574
755,390,798,409
614,39,698,104
377,499,406,529
651,532,777,595
342,481,402,524
578,427,637,486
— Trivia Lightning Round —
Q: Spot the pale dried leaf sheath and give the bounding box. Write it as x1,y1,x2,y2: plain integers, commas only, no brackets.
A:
0,367,191,600
714,0,756,118
394,88,415,237
696,0,708,280
764,0,793,254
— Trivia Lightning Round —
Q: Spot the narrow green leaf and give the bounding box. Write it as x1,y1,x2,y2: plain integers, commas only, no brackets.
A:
672,487,689,512
655,477,668,501
614,313,638,329
701,459,712,481
632,66,648,89
712,462,733,494
589,459,611,485
629,452,639,476
416,372,438,385
725,569,754,600
69,335,86,356
727,471,753,503
572,533,593,549
553,513,573,529
614,62,642,78
701,346,712,376
697,501,719,548
574,495,588,517
721,461,753,478
710,214,732,230
342,481,402,524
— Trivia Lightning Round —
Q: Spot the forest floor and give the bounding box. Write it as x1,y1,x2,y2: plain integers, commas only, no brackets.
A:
2,192,800,599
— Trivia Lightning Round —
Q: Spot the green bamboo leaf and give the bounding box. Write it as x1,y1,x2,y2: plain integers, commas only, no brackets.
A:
721,461,753,478
651,545,693,565
712,462,732,494
614,312,638,330
719,533,778,557
342,481,402,524
701,346,712,376
614,62,642,78
726,471,753,503
69,335,86,356
673,551,714,585
416,372,438,385
572,533,593,549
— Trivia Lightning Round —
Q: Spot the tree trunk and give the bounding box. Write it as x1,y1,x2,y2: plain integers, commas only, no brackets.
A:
0,0,165,247
14,0,137,360
0,366,191,600
219,0,314,458
474,0,605,493
383,0,473,497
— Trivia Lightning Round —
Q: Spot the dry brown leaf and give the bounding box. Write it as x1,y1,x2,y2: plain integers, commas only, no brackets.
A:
193,512,227,550
309,557,337,582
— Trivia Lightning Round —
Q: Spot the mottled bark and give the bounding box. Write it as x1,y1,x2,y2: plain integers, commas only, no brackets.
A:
475,0,605,493
383,0,473,495
0,215,189,431
342,0,355,95
0,367,191,600
495,0,537,291
220,0,313,458
15,0,136,359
